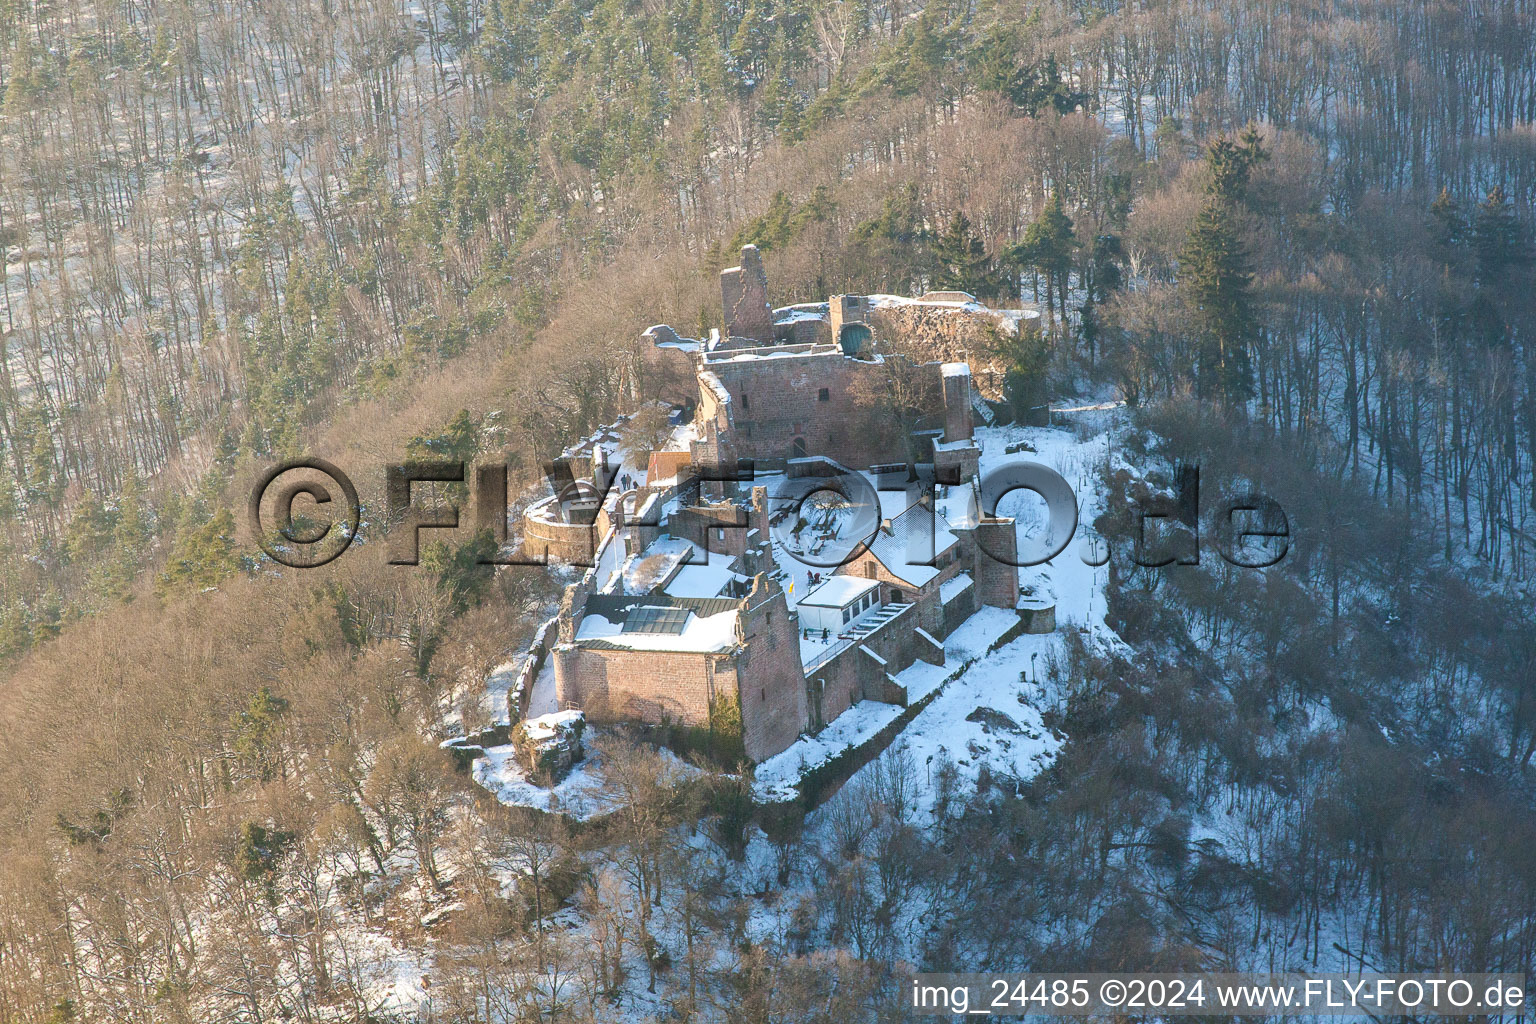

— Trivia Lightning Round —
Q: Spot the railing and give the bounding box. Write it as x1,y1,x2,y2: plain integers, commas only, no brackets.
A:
801,602,913,675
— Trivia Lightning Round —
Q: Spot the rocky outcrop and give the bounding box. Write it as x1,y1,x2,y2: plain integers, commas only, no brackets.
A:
513,710,586,785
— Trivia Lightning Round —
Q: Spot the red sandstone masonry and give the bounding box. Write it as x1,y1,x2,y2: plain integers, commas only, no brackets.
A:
805,601,926,728
720,245,774,344
554,645,724,726
734,579,808,762
706,350,945,466
552,574,809,761
973,518,1021,609
536,257,1039,763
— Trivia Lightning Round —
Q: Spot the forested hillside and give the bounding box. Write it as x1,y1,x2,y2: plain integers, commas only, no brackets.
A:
2,0,1535,1019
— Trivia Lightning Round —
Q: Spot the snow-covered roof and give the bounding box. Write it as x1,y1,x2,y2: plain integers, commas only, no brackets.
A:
664,551,748,599
574,604,739,653
941,361,971,378
934,494,977,531
878,485,916,520
618,536,699,593
866,502,959,587
798,575,880,609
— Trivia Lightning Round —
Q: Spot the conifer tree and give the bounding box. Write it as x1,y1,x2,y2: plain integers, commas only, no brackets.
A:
1468,186,1532,352
0,465,17,525
932,212,997,299
1012,195,1077,336
1180,129,1267,405
1472,186,1531,285
851,184,930,290
63,493,117,565
1182,199,1254,402
1430,187,1465,257
158,509,243,595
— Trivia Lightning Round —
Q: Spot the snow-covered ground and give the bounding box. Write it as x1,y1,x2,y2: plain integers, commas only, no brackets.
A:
474,727,703,821
753,605,1028,801
473,743,625,819
751,417,1127,805
404,409,1141,1022
976,416,1127,656
825,418,1127,816
858,629,1062,823
752,701,907,803
483,660,520,725
526,656,559,718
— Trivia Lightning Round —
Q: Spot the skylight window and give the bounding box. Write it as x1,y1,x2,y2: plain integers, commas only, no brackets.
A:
623,606,692,634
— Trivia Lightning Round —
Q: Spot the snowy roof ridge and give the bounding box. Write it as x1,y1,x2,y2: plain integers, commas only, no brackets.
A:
798,575,879,608
866,499,959,587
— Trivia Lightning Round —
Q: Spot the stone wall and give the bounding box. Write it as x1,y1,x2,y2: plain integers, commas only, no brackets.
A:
507,616,558,723
556,575,595,644
720,245,774,343
828,294,869,341
805,601,933,729
553,643,728,727
522,509,600,566
941,364,974,442
973,517,1021,609
810,644,883,728
774,315,830,345
704,348,944,467
867,305,1011,400
551,573,811,762
690,370,737,495
669,502,751,558
941,579,978,635
734,578,810,762
933,442,981,484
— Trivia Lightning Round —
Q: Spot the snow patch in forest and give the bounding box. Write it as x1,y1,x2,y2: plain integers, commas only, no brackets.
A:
866,632,1064,824
473,743,623,820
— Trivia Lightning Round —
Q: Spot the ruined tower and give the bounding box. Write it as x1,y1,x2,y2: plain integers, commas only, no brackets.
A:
719,244,774,344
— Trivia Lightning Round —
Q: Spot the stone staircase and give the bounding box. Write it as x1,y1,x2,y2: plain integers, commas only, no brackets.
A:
802,602,913,674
